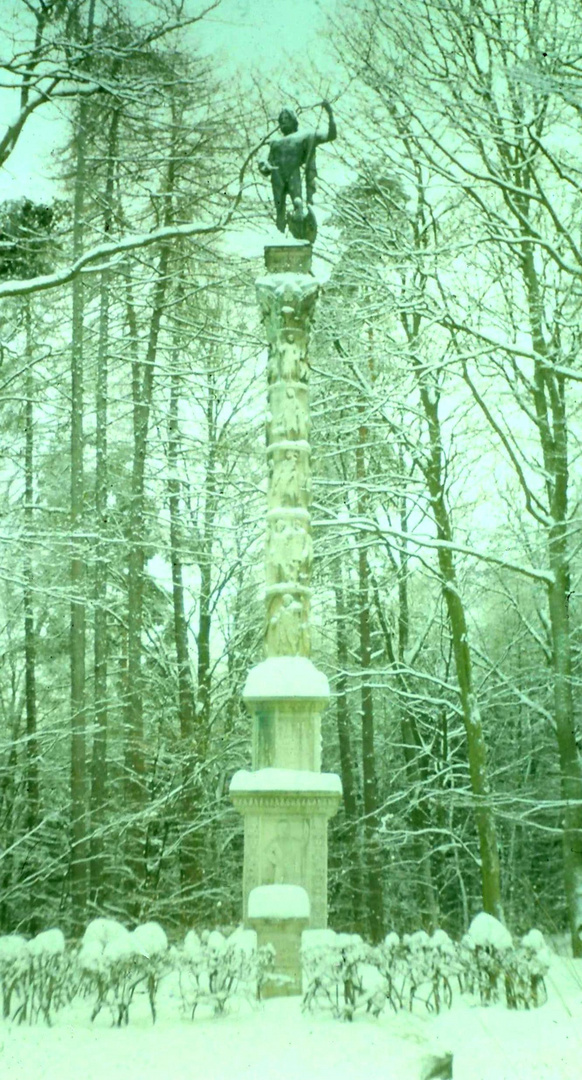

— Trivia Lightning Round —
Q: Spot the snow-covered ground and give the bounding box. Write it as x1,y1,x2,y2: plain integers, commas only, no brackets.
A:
1,955,581,1080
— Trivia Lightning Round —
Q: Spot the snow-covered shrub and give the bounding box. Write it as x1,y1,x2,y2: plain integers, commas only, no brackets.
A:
407,929,458,1014
367,931,406,1014
0,935,28,1020
459,913,548,1008
7,929,71,1025
26,929,70,1024
177,926,274,1017
129,921,170,1022
502,929,551,1009
401,930,433,1009
302,931,374,1020
462,912,514,1005
370,929,457,1016
79,918,159,1026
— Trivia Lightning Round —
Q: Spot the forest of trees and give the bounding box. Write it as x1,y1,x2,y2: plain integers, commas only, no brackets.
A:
1,0,581,959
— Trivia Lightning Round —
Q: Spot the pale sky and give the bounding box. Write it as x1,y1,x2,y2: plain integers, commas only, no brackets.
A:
200,0,332,70
0,0,338,203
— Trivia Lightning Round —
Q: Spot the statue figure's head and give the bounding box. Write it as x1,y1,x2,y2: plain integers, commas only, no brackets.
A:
278,108,298,135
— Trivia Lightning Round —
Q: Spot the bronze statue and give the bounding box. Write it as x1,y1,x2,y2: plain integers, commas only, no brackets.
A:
259,101,337,243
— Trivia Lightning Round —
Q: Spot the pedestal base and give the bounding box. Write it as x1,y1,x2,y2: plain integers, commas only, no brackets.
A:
251,915,308,997
231,774,341,929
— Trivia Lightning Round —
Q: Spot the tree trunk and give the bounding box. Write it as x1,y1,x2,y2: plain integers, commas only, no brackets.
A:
89,108,119,908
334,573,364,929
124,153,175,904
195,369,218,758
124,243,171,902
419,382,503,920
23,298,40,836
70,96,89,926
520,242,582,955
167,360,204,910
372,477,440,931
356,414,385,942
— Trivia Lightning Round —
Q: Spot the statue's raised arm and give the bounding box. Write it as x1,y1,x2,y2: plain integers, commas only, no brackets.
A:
313,100,337,147
259,101,338,244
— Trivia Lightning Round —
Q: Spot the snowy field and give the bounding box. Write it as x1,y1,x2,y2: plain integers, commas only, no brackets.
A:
1,954,581,1080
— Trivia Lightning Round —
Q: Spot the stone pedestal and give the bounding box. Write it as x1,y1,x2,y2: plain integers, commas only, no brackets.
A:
230,242,341,993
231,766,341,928
252,917,308,997
247,884,309,997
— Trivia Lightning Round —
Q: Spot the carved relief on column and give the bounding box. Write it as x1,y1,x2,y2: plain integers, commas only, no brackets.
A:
265,589,310,658
257,275,319,383
267,383,310,443
265,510,313,588
267,444,311,510
256,270,319,660
261,814,311,886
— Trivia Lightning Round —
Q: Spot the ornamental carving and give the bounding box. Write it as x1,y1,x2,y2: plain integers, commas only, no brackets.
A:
266,590,310,658
267,384,310,442
268,446,311,510
265,516,313,587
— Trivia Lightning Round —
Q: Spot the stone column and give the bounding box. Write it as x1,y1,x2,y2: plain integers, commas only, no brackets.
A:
258,242,318,659
230,242,341,993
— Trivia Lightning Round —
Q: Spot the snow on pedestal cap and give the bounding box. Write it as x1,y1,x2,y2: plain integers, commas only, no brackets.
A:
230,767,342,795
243,657,329,701
248,884,310,920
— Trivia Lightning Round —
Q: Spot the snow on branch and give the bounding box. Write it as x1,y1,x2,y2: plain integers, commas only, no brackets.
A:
0,221,220,299
318,512,554,586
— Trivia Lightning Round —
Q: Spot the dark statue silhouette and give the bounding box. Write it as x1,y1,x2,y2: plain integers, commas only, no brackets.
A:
259,101,337,244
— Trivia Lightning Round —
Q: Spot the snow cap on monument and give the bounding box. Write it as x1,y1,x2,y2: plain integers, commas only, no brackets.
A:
248,884,310,920
230,767,342,795
243,656,329,701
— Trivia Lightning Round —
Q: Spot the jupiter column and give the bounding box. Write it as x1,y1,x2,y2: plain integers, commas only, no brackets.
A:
230,242,341,986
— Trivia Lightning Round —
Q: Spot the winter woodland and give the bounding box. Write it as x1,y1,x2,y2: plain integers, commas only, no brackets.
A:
1,1,582,1075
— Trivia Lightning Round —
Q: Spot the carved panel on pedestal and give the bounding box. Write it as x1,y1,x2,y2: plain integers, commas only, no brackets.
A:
258,813,310,887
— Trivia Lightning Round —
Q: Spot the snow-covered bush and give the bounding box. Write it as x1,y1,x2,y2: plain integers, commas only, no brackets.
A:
502,929,551,1009
177,926,274,1017
302,918,549,1021
303,928,458,1020
403,929,458,1014
369,930,405,1013
0,935,29,1020
302,931,374,1020
369,929,458,1016
2,929,71,1024
78,918,168,1026
129,921,170,1022
462,912,514,1005
26,929,71,1024
459,914,550,1009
